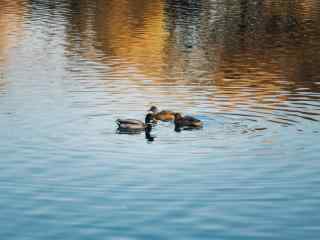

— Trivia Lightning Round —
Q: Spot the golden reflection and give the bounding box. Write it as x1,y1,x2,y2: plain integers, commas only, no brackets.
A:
0,0,26,92
93,0,168,78
0,0,26,66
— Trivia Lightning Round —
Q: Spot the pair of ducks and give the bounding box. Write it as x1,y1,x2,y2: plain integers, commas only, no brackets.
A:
116,106,203,132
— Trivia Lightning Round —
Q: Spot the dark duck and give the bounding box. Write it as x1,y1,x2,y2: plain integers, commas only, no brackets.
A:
174,113,203,131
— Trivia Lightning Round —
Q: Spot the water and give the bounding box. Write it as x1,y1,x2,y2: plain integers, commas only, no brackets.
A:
1,0,320,239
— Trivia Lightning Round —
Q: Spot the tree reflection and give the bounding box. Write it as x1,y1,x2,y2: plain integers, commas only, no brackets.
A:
61,0,320,107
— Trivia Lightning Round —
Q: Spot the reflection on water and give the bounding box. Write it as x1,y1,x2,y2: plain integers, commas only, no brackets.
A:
65,0,320,124
0,0,26,68
0,0,26,96
0,0,320,239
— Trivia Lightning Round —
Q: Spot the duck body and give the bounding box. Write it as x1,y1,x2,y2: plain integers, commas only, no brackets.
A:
116,119,146,131
174,113,203,128
154,110,176,121
116,113,154,132
149,106,175,122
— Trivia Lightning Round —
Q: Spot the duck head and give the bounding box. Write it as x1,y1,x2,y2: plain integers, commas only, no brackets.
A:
174,113,183,121
149,106,159,114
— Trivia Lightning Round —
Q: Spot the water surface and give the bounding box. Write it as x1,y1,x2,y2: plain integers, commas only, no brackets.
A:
0,0,320,239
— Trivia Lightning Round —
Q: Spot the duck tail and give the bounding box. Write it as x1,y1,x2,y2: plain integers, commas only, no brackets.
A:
116,119,121,126
193,120,203,128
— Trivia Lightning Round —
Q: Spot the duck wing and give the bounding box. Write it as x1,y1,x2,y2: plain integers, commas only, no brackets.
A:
155,110,175,121
116,119,144,126
183,116,199,121
183,116,203,127
159,110,175,114
158,110,176,117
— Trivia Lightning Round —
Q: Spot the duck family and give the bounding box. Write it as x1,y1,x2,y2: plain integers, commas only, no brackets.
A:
116,106,203,137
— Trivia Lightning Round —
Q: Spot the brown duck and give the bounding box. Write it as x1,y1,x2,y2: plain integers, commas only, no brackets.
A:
149,106,176,122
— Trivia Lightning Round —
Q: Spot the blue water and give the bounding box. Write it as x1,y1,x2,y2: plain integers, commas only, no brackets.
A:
0,0,320,239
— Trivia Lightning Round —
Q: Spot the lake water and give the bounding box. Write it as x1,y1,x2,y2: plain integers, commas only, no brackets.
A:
1,0,320,239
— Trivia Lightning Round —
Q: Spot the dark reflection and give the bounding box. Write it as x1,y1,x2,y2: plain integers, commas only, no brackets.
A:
0,75,6,95
144,125,155,142
174,125,202,133
166,0,203,49
174,125,181,133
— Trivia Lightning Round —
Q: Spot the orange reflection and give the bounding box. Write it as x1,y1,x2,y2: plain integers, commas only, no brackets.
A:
0,0,26,65
93,0,168,78
0,0,26,90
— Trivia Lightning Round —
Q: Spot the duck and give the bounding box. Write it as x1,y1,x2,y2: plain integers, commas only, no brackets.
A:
174,113,203,129
149,106,176,122
116,113,154,132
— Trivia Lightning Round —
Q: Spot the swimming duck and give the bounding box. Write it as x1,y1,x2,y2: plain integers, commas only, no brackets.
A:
149,106,175,122
174,113,203,128
116,113,154,132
